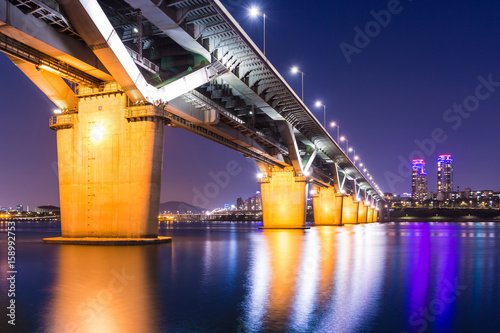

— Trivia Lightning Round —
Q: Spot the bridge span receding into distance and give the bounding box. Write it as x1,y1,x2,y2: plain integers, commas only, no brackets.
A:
0,0,386,243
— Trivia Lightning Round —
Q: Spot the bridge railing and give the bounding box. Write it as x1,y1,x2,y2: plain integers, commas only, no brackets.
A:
125,105,167,119
125,47,159,74
49,115,73,130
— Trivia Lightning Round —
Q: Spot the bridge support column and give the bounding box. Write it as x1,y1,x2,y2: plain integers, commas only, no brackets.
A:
367,207,374,223
43,85,171,244
373,207,379,222
312,186,343,226
358,202,368,223
258,166,308,229
341,195,359,224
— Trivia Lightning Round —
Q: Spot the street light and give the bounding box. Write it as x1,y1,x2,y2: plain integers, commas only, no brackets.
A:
340,136,348,152
315,101,326,128
249,6,266,55
330,121,340,144
291,66,304,101
348,147,355,159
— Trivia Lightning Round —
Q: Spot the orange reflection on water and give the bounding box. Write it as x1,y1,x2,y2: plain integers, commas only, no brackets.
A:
262,230,305,330
319,225,386,332
43,245,160,333
315,226,339,304
241,225,386,332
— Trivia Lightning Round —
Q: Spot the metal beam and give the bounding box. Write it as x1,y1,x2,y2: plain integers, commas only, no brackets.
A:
276,121,303,174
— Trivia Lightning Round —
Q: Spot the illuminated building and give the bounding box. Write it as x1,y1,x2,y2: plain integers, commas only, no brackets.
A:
252,191,262,210
437,155,453,193
411,159,428,200
35,205,60,214
236,197,244,210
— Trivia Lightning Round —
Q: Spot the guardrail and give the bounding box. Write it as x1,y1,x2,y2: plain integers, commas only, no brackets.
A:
125,105,167,119
125,47,160,74
49,115,73,130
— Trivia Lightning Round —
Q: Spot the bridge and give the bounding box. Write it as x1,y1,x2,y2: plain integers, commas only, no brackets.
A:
0,0,385,243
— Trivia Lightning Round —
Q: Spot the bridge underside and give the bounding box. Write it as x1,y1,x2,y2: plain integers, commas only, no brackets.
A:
0,0,383,242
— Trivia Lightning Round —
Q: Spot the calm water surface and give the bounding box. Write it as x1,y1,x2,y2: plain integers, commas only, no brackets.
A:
1,221,499,332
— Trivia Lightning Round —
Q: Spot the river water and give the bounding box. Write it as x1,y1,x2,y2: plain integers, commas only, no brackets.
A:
1,221,499,332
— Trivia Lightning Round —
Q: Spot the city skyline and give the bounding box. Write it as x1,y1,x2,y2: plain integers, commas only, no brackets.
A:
1,0,500,208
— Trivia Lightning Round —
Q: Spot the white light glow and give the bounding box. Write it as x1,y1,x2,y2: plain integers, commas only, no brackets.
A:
90,125,105,142
249,6,260,17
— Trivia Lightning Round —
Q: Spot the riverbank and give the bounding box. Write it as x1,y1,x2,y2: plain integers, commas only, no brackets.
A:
391,208,500,222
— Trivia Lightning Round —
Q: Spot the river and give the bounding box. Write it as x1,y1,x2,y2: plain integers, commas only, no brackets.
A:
0,221,499,332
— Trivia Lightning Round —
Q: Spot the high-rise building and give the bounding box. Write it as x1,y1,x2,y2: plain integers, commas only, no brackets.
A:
252,191,262,210
244,197,252,210
437,155,453,193
236,197,244,210
16,204,23,212
411,159,428,200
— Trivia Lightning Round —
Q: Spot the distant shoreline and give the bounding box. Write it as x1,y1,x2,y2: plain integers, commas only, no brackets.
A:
390,208,500,222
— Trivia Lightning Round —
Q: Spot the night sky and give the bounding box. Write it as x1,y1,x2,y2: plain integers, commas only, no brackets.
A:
1,0,499,209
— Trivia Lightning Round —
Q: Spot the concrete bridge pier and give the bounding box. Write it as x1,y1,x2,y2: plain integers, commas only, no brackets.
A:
342,195,360,224
373,206,380,222
257,166,309,229
311,186,343,226
43,84,171,245
367,207,374,223
358,202,369,223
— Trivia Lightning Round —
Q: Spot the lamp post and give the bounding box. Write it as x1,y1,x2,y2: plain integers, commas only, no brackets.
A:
340,136,348,153
348,147,356,160
315,101,326,128
291,66,305,101
249,7,266,55
330,121,340,144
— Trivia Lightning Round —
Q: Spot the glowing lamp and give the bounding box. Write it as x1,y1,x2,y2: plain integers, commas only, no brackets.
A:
90,125,105,142
249,6,260,17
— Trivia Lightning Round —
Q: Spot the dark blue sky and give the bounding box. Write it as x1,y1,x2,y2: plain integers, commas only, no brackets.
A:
1,0,499,209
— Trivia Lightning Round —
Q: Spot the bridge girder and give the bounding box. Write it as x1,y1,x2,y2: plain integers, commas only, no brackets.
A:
0,0,384,203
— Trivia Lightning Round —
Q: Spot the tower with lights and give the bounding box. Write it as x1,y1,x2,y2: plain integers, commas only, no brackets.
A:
437,155,453,193
411,159,428,200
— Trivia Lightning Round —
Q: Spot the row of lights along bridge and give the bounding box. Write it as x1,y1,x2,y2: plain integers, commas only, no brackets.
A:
51,5,382,194
249,5,380,191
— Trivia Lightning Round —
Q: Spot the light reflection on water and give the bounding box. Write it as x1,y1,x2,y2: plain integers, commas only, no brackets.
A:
1,221,499,332
41,245,162,333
